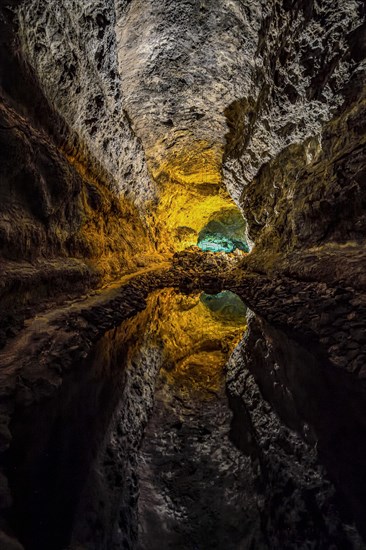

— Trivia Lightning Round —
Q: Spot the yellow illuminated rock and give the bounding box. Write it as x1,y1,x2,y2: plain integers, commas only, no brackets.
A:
63,148,160,280
148,139,223,187
153,185,239,251
145,142,243,252
121,288,247,399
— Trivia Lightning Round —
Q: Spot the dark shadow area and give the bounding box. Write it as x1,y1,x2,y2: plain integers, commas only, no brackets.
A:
241,315,366,543
3,332,131,550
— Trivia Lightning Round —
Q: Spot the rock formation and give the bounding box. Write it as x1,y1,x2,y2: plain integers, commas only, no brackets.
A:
0,0,365,549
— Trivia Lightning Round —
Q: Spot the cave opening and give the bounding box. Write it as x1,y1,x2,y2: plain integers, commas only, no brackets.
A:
197,208,249,254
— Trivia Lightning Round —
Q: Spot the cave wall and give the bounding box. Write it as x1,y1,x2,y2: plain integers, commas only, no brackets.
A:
16,0,158,209
221,9,366,532
2,0,365,283
3,298,164,550
4,0,364,289
0,1,161,332
0,1,366,547
223,0,366,269
114,0,266,253
115,0,262,182
113,0,366,267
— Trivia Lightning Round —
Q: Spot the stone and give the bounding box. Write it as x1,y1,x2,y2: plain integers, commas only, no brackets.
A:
0,0,365,548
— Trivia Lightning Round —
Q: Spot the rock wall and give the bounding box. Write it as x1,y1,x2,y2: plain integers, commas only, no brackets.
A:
115,0,261,183
16,0,157,209
219,6,366,538
69,320,164,550
0,0,366,548
114,0,365,267
223,0,366,264
0,0,161,334
2,0,365,277
4,0,364,294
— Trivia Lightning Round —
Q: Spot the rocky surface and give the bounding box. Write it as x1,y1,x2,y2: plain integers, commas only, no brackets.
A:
2,0,365,267
0,0,366,549
0,0,160,337
0,281,248,549
2,0,364,299
16,0,158,209
169,248,366,381
1,242,366,546
68,314,164,550
224,0,366,268
116,0,260,184
115,0,366,276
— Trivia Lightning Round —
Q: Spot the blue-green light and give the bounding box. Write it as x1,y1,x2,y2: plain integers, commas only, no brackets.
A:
197,209,249,253
200,290,247,322
198,235,235,253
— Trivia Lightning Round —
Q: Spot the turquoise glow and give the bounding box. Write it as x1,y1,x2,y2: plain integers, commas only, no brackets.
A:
197,209,249,253
200,290,247,323
198,235,234,253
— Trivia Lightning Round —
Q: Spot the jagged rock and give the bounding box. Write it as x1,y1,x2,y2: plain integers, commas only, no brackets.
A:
0,1,365,549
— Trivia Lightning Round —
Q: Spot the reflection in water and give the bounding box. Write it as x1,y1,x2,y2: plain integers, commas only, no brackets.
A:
5,332,132,550
242,316,366,543
4,288,248,550
5,285,366,548
200,290,248,322
137,290,251,550
150,288,247,398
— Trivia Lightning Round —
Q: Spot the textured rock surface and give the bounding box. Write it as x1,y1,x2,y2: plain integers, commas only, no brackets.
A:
69,314,164,550
224,0,366,265
17,0,158,209
116,0,260,183
3,0,364,294
3,301,163,550
0,0,160,337
0,0,366,549
0,268,164,550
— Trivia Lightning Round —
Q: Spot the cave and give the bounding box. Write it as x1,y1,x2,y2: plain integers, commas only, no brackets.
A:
0,1,365,549
197,208,249,253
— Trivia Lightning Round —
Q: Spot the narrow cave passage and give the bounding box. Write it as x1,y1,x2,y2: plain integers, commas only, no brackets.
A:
197,209,249,253
0,0,366,549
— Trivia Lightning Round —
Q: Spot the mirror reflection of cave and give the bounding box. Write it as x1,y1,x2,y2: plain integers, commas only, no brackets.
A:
200,290,248,321
1,1,366,550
